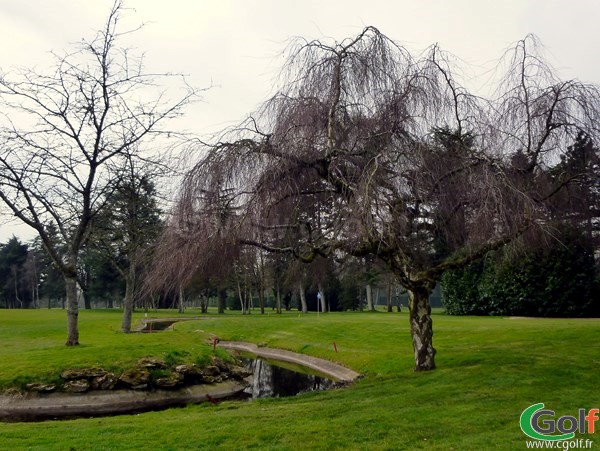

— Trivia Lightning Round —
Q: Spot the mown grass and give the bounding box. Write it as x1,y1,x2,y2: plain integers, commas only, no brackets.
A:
0,309,227,390
0,308,598,450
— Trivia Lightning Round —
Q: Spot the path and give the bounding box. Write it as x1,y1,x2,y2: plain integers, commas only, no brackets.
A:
218,341,361,383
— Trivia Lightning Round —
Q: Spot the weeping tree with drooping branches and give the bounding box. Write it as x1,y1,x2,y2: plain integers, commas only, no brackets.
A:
159,28,600,371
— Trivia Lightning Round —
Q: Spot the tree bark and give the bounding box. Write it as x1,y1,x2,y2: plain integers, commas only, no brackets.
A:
13,267,21,307
83,288,92,310
258,289,265,315
65,275,79,346
408,285,436,371
298,283,307,313
317,283,327,313
275,287,282,314
366,284,374,311
121,263,136,333
236,280,245,314
386,282,393,312
218,288,226,314
178,285,185,313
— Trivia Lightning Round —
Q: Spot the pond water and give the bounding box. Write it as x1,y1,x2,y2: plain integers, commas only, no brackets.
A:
241,357,338,399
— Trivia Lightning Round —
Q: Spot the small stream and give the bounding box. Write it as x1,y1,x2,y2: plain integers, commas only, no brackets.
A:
242,357,338,399
0,357,339,422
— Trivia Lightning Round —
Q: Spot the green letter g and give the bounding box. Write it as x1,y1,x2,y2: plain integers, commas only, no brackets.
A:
520,403,575,441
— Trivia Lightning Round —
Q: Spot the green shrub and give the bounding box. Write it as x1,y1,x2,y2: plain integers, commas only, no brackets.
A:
442,227,598,317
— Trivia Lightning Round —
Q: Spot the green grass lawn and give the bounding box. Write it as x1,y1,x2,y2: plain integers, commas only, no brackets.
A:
0,308,598,450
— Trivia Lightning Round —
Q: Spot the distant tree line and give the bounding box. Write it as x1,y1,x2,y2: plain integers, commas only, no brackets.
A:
0,230,420,313
442,132,600,317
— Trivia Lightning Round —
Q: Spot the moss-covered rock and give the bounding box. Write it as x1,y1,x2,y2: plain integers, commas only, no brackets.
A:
61,367,107,380
154,372,184,389
91,372,118,390
63,379,90,393
25,383,56,393
119,367,150,388
137,357,167,369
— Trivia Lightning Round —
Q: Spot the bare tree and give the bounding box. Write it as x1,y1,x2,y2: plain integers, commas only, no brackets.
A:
0,1,196,344
165,28,600,371
87,151,163,332
145,184,240,303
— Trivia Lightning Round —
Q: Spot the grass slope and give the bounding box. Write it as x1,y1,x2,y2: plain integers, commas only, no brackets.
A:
0,309,598,450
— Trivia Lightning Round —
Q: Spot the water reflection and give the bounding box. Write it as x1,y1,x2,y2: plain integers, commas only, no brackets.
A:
243,358,337,399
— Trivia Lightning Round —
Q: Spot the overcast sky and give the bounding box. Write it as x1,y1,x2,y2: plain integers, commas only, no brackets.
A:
1,0,599,241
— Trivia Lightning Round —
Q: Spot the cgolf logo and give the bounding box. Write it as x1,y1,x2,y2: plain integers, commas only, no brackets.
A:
520,403,598,441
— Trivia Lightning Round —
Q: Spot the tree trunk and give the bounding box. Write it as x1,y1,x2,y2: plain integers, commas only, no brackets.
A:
218,288,226,314
318,283,327,313
258,289,265,315
121,264,136,333
178,285,185,313
366,284,374,311
35,280,40,308
237,280,246,314
65,275,79,346
13,267,21,307
407,285,436,371
201,288,210,313
275,287,282,314
386,282,393,312
298,283,307,313
83,287,92,310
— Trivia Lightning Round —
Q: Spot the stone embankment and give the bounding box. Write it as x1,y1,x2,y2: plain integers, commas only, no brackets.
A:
0,355,250,421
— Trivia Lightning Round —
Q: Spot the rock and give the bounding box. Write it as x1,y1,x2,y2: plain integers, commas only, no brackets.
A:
175,364,200,375
201,375,223,384
154,372,184,389
229,365,252,380
210,357,229,372
25,383,56,393
210,358,232,379
61,367,107,380
91,372,118,390
130,384,149,390
119,367,150,387
175,364,202,377
63,379,90,393
174,364,203,384
137,357,167,369
3,387,23,397
203,365,221,377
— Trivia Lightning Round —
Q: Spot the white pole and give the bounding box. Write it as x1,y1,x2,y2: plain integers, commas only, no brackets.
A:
317,292,320,318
